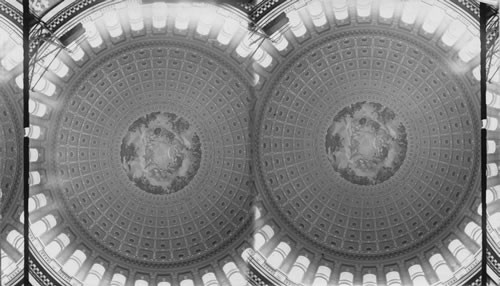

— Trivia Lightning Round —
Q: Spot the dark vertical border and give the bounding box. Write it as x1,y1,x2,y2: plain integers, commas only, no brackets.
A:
23,0,30,284
480,3,488,286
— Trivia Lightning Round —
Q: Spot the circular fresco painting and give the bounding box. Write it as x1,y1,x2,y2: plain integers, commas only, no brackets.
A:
325,101,407,185
121,112,202,194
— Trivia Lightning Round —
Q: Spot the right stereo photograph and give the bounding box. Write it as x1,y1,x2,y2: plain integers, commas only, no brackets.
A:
250,0,483,285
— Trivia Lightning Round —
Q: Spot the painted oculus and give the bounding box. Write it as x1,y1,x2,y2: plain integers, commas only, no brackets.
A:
121,112,202,194
325,102,407,185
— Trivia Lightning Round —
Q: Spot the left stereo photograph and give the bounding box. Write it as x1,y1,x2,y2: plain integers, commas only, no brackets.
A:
23,0,256,286
0,0,25,285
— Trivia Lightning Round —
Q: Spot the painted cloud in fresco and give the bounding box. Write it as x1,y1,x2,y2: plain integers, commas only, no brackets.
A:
325,101,408,185
121,112,202,194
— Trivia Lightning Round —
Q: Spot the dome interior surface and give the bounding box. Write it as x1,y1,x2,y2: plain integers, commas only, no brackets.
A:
0,0,490,285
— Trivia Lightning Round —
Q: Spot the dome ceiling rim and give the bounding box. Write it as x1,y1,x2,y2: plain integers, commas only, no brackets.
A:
36,38,254,269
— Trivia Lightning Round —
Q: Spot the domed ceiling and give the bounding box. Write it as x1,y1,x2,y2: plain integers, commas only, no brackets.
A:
19,0,487,285
256,27,480,258
27,2,256,285
52,39,253,265
251,0,482,285
0,3,24,285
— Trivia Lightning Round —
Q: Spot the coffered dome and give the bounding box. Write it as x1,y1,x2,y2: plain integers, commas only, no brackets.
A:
46,39,253,266
0,4,24,285
0,0,488,285
25,1,256,285
251,0,482,285
256,26,480,258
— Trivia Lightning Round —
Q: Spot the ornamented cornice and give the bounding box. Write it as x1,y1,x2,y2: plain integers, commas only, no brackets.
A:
0,1,22,27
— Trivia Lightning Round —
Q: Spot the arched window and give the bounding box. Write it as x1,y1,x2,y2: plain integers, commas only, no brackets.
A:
266,241,291,269
29,171,41,186
174,5,190,31
487,185,500,203
287,10,307,37
490,213,500,230
441,19,466,46
45,233,70,259
6,229,23,252
28,99,47,117
135,279,149,286
26,125,42,139
311,265,331,286
28,193,47,212
421,6,444,34
216,18,239,45
458,37,480,62
386,271,402,286
357,0,372,17
84,263,106,285
448,239,472,265
196,6,217,36
1,249,14,272
253,48,273,69
288,255,310,283
104,10,123,38
401,1,420,24
254,224,274,250
110,273,127,286
15,74,23,89
253,206,262,220
272,34,289,52
485,117,499,131
379,1,396,19
487,188,495,204
464,221,481,243
62,250,87,276
30,214,57,237
157,282,171,286
127,3,144,31
179,279,194,286
338,271,354,286
307,1,327,27
236,34,259,58
33,77,57,97
151,3,167,29
362,273,377,286
486,91,500,109
253,73,261,86
223,262,246,286
241,247,253,262
487,163,499,178
408,264,429,286
29,148,40,162
332,0,349,20
202,272,218,286
47,57,69,78
83,21,103,48
473,66,480,81
429,253,453,281
488,140,497,154
1,46,22,71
